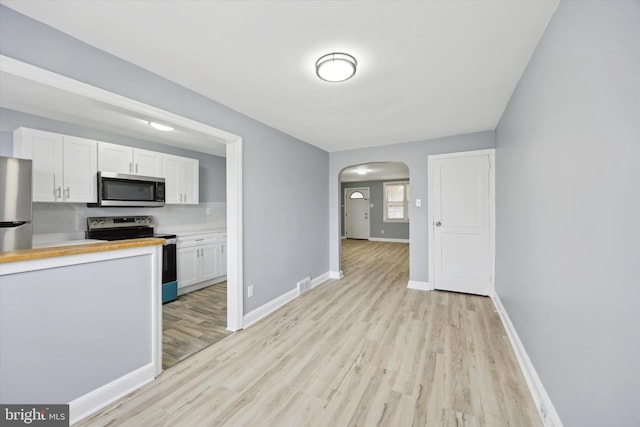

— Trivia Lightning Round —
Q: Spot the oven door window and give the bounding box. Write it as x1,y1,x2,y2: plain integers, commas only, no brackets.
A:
103,179,156,201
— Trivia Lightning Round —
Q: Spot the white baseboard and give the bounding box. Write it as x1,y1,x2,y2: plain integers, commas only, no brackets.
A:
243,288,298,328
407,280,432,291
341,235,346,240
329,270,344,279
177,276,226,296
69,363,156,425
310,271,331,289
369,237,410,243
243,271,333,329
490,291,563,427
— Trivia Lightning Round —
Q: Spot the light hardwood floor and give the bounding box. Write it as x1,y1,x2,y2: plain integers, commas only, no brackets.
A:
163,282,230,370
79,239,540,426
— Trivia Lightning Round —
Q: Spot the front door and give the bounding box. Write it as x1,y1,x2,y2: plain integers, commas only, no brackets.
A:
345,188,370,239
429,150,494,296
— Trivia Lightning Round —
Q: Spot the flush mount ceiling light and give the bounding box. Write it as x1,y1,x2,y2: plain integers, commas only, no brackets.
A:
315,52,357,82
356,168,367,175
148,121,174,132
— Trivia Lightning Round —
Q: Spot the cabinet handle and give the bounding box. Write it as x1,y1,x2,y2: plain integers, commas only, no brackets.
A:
129,162,133,173
179,193,183,203
57,186,62,199
221,246,224,254
135,163,138,174
65,187,70,199
183,193,186,203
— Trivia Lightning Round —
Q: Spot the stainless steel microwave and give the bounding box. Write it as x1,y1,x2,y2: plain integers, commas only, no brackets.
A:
90,171,165,207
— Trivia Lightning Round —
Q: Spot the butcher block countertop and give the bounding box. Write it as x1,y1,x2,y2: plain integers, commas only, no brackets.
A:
0,238,165,263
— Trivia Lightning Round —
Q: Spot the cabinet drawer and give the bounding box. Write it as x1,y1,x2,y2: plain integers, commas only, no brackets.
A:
177,233,218,248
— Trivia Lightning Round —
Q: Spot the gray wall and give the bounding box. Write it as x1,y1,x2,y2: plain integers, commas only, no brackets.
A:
495,1,640,426
340,180,409,240
1,254,153,403
329,131,495,281
0,108,226,203
0,5,330,313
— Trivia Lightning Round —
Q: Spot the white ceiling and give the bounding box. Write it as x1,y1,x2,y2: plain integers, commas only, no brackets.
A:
0,70,228,157
341,162,409,183
1,0,558,153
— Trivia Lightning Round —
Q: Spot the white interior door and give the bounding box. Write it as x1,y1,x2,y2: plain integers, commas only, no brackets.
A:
345,188,370,239
429,150,494,296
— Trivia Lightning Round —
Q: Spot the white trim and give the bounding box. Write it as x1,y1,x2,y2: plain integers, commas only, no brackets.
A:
329,270,344,279
427,149,495,294
341,235,346,240
383,180,410,222
243,288,298,328
0,56,244,334
310,271,332,289
243,271,333,328
490,291,563,427
177,276,226,296
407,280,433,291
344,187,370,240
69,363,156,425
368,237,409,243
226,138,244,332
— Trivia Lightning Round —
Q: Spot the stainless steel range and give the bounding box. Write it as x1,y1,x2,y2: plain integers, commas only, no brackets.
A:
87,216,178,303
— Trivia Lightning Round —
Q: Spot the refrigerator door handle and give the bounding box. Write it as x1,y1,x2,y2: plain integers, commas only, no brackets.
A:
0,221,30,227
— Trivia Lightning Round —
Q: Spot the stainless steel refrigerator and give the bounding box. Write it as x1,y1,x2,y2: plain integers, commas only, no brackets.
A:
0,156,33,251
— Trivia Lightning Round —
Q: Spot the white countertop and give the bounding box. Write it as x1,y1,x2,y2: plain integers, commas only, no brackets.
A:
155,224,226,237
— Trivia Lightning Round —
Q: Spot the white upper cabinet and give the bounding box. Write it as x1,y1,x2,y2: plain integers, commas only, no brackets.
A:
63,136,98,203
162,154,199,205
97,142,132,174
98,142,162,177
134,148,163,177
13,128,97,203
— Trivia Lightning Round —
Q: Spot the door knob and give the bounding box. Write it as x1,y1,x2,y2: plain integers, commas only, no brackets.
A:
435,221,442,227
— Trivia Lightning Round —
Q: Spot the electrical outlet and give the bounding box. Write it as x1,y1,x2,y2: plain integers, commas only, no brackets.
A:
206,207,212,215
248,285,254,298
540,403,548,425
381,229,384,234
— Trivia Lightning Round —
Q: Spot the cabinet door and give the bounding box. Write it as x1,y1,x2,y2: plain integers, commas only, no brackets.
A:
177,246,199,288
15,129,64,202
199,243,219,282
98,142,132,174
181,157,199,205
218,242,227,276
63,136,97,203
162,154,181,204
134,148,162,177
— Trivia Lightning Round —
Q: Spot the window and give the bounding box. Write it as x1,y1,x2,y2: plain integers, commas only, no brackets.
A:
384,181,409,222
349,191,364,199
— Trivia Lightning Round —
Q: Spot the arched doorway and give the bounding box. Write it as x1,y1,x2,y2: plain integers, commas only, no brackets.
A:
339,162,410,275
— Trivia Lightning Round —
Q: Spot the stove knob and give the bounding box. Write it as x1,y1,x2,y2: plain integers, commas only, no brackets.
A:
99,220,105,225
145,218,151,224
91,220,98,226
135,218,141,223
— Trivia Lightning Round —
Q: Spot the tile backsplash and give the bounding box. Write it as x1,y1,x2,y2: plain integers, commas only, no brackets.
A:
33,202,226,236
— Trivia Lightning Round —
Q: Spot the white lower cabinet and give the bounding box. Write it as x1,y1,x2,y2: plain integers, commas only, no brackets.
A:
177,232,226,292
218,233,227,276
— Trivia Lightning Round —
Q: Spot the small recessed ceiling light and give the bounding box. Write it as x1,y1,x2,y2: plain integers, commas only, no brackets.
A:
316,52,357,82
148,121,174,132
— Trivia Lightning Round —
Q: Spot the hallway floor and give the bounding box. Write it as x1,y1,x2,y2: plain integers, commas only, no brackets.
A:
80,240,540,426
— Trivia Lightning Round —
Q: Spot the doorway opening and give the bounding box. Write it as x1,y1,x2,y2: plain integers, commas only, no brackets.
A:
339,162,410,276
